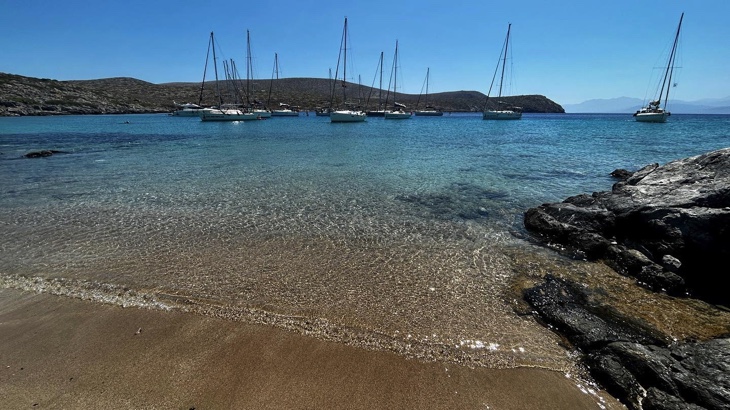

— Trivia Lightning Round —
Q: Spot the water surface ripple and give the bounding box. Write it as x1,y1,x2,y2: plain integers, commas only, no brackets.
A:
2,113,729,370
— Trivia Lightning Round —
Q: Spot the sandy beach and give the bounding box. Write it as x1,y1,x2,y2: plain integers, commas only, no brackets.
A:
0,288,624,409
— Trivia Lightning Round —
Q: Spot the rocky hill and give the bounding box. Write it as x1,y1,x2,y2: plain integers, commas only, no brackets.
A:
0,72,564,116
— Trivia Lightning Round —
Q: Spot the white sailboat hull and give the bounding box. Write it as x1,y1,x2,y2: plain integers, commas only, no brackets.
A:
330,110,367,122
200,109,259,121
271,110,299,116
252,109,272,118
482,110,522,120
384,110,412,119
173,108,212,117
634,111,669,123
414,110,443,116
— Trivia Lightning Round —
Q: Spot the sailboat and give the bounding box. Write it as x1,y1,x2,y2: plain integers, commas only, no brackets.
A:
414,68,443,116
316,69,334,116
171,101,211,117
634,13,684,123
384,40,412,120
245,30,271,119
329,17,367,123
200,32,258,122
366,52,386,117
172,39,213,117
482,24,522,120
268,53,300,117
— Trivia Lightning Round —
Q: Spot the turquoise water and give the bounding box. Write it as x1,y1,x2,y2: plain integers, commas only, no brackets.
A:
1,112,729,370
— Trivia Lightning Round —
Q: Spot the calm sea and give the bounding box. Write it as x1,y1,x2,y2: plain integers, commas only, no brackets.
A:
1,112,729,371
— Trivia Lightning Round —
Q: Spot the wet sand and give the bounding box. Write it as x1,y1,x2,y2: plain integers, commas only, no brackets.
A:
0,288,623,409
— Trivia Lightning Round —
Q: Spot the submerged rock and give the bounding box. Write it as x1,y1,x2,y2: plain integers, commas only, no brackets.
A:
24,150,68,158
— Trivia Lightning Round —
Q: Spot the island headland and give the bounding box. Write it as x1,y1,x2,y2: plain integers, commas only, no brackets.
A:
0,72,564,116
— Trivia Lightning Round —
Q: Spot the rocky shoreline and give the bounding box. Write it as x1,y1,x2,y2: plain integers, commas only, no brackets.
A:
522,148,730,410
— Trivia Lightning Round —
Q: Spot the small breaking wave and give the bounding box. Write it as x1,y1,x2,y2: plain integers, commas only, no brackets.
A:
0,273,575,372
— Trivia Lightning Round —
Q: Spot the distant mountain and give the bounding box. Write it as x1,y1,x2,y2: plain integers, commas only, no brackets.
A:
0,72,565,116
563,96,730,114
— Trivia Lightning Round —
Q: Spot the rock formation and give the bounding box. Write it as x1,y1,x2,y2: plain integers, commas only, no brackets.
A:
523,147,730,410
525,147,730,305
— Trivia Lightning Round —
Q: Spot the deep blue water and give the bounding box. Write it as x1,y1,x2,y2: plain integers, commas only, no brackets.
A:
1,112,729,370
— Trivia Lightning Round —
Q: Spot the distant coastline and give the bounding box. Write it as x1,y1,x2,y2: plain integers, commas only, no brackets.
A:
563,96,730,114
0,72,564,117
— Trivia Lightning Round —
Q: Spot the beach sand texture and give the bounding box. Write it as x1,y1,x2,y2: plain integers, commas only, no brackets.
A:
0,289,624,409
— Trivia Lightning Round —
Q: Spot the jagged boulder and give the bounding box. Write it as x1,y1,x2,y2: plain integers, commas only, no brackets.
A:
524,275,730,410
523,148,730,409
524,147,730,305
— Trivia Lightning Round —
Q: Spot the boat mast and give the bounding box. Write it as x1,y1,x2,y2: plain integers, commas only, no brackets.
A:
416,67,429,109
246,29,252,107
267,52,278,107
379,51,383,110
230,59,244,105
198,32,213,106
222,59,231,103
423,67,431,108
661,12,684,109
211,32,223,107
342,17,348,106
498,23,511,99
393,40,398,110
483,24,510,111
329,67,333,109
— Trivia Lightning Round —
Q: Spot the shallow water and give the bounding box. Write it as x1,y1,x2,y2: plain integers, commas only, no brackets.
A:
2,112,729,370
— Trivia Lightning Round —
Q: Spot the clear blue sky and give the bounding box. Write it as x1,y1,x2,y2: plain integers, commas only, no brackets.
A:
2,0,728,105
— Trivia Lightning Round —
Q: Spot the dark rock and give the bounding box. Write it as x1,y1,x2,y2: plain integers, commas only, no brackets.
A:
586,353,644,409
602,244,686,294
524,275,663,349
524,148,730,306
525,275,730,410
523,148,730,410
610,168,633,180
642,388,707,410
24,149,67,158
592,339,730,410
671,338,730,410
661,254,682,273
